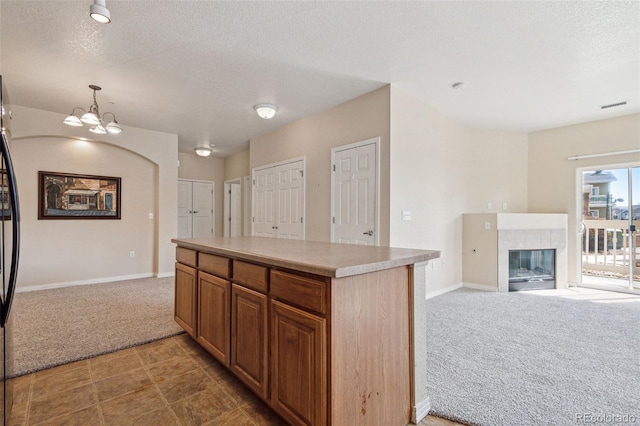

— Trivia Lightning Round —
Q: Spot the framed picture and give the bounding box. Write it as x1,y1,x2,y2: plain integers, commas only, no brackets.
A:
38,171,121,220
0,169,11,220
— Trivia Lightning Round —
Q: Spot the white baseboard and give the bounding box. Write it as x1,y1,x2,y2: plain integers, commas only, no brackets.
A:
16,273,157,293
462,282,498,292
157,271,175,278
425,283,462,300
411,397,431,424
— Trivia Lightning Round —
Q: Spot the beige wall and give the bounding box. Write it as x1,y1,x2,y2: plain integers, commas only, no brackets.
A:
178,152,225,236
389,86,529,293
528,113,640,283
250,86,391,243
224,150,250,180
10,105,178,289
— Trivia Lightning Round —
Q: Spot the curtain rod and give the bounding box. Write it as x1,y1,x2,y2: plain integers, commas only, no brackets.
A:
567,149,640,161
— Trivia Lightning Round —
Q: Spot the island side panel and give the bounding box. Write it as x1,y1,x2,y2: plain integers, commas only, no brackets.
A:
330,266,411,425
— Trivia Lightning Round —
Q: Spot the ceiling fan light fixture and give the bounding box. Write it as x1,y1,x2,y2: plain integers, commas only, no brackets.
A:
254,103,278,119
90,0,111,24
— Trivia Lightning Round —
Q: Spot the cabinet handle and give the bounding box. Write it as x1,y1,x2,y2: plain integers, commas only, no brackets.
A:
363,230,374,236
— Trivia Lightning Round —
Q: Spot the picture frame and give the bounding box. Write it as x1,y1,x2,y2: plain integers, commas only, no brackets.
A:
0,169,11,220
38,171,121,220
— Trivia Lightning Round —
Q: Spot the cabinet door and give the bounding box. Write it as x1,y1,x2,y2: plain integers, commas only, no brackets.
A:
175,263,197,337
197,272,231,365
231,285,268,399
270,300,326,426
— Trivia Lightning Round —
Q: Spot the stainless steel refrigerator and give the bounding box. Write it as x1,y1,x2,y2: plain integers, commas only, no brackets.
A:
0,75,21,425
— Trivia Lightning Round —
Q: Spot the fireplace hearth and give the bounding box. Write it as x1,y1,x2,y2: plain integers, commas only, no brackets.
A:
509,249,555,291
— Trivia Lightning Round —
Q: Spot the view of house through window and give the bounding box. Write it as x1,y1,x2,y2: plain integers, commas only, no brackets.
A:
580,166,640,291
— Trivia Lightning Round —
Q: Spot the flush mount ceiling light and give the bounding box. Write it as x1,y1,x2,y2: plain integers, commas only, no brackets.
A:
90,0,111,24
63,85,123,135
194,143,216,157
254,103,278,119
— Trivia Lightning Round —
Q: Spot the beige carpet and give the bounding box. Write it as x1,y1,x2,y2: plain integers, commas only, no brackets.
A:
9,277,184,377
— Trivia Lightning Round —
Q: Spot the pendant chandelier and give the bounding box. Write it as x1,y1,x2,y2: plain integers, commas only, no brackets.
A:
63,85,123,135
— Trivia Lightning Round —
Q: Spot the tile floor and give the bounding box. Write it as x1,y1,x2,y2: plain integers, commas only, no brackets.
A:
8,334,465,425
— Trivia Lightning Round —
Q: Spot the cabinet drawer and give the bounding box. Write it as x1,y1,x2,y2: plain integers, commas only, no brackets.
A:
199,253,231,278
233,261,268,293
176,247,197,268
270,270,327,315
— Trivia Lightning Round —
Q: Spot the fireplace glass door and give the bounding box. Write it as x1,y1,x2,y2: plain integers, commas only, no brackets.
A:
509,249,556,291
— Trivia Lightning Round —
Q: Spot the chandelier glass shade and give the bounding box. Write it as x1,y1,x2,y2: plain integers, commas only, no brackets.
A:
63,85,123,135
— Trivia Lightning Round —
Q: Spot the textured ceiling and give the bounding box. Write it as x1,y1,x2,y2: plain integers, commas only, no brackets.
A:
1,1,638,157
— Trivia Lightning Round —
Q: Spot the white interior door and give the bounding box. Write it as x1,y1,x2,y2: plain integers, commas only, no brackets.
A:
192,181,214,238
253,159,305,239
253,167,277,237
177,180,193,238
224,179,242,237
178,179,214,238
332,139,378,245
275,162,304,239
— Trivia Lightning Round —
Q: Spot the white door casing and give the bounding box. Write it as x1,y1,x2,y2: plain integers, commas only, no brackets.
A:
243,176,251,237
178,179,214,238
252,158,305,239
331,138,379,245
224,179,242,237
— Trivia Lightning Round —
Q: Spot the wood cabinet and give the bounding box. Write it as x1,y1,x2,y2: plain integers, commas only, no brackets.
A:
270,299,326,426
174,262,197,337
172,237,430,426
230,284,268,399
197,271,231,365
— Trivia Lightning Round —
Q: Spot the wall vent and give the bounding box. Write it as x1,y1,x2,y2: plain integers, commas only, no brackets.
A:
600,101,627,109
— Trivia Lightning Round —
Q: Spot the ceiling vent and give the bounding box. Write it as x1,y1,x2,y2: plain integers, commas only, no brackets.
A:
600,101,627,109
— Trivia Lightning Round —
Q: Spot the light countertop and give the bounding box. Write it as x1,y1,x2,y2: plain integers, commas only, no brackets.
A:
172,237,440,278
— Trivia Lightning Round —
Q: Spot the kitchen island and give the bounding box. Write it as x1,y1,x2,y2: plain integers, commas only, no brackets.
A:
172,237,440,426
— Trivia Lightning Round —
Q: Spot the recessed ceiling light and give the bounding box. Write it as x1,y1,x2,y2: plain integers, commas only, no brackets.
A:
451,82,465,90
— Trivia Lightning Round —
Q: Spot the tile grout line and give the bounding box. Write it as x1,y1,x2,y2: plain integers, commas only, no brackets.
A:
87,357,107,425
133,339,184,424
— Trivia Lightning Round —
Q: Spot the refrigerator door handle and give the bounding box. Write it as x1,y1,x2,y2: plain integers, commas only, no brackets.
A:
0,132,20,328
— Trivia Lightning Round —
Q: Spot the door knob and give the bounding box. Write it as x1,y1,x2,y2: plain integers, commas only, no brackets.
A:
193,211,198,214
363,230,374,236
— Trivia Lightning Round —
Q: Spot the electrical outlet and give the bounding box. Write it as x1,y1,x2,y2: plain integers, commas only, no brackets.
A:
129,251,135,258
502,203,508,210
148,213,154,219
487,202,493,210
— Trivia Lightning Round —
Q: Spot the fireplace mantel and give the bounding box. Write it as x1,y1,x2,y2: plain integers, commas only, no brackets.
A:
463,213,568,292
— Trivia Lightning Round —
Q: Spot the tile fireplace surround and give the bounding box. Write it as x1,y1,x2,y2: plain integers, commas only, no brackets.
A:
463,213,568,292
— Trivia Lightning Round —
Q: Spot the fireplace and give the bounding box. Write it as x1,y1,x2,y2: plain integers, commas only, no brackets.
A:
508,249,555,291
